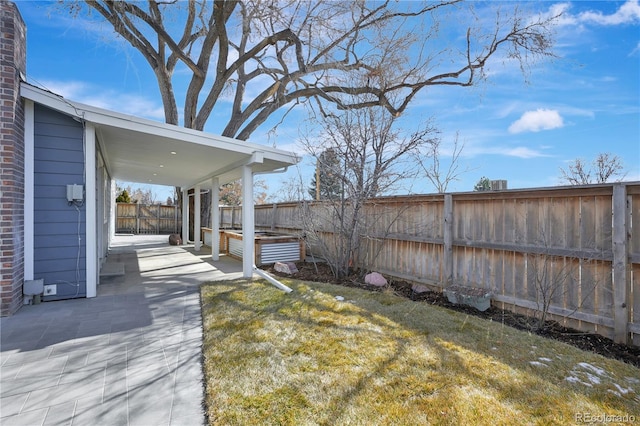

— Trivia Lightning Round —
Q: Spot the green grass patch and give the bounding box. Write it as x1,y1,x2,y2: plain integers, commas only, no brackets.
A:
201,279,639,425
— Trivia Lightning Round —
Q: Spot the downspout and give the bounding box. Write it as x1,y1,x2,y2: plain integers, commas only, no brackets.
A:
253,265,293,293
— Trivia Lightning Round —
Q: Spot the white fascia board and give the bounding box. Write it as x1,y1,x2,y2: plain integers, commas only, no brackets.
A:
250,151,264,165
185,149,288,189
87,110,298,167
20,83,298,165
186,161,243,188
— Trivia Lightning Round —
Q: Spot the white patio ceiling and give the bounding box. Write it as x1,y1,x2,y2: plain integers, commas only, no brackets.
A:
21,83,298,189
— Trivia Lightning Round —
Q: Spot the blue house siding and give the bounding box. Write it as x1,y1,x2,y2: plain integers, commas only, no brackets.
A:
33,104,86,300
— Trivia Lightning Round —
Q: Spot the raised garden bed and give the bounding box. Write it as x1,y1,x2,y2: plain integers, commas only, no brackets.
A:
202,228,304,266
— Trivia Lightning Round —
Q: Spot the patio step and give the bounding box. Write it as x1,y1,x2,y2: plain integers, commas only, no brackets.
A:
100,262,125,277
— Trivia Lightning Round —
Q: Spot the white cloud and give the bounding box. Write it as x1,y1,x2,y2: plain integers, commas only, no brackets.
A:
578,0,640,26
456,135,551,159
542,3,577,26
38,80,88,99
503,147,549,159
557,106,595,118
551,0,640,27
508,109,564,134
36,79,165,121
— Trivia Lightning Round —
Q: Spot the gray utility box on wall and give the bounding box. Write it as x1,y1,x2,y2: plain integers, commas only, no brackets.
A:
23,279,44,305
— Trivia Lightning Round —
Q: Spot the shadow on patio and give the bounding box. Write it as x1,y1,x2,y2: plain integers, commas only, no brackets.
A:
0,234,242,425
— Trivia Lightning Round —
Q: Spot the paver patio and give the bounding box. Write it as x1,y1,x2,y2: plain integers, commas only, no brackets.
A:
1,235,242,426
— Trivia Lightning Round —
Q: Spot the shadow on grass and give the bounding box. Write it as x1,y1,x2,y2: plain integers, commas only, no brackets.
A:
201,278,639,425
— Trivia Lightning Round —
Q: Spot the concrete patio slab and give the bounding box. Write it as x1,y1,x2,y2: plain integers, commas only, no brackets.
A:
99,262,125,278
1,235,243,426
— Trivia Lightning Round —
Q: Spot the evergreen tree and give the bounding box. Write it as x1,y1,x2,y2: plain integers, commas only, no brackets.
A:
308,148,343,200
116,189,131,203
474,176,491,192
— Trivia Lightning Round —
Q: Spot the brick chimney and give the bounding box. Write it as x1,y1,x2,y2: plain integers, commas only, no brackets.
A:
0,0,26,315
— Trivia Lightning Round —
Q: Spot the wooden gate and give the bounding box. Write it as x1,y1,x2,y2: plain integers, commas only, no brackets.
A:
116,203,179,234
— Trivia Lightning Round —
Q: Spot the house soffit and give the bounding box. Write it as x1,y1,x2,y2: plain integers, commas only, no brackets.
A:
21,82,298,189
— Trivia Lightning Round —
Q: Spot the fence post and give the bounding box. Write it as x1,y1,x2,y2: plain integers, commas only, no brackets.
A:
612,183,630,344
444,194,453,286
136,203,140,234
271,203,278,231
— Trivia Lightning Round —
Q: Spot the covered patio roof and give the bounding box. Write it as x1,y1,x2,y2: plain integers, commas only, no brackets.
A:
20,82,299,188
21,82,299,284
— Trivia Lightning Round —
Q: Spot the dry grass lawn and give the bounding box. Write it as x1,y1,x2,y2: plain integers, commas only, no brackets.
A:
201,279,639,425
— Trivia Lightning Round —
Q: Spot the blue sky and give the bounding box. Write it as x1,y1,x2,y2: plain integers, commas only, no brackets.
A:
16,1,640,201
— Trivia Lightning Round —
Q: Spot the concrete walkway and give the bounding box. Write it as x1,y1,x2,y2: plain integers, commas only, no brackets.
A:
1,235,242,426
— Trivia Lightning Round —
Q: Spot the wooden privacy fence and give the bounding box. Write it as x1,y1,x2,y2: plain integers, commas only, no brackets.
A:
116,203,179,234
228,183,640,345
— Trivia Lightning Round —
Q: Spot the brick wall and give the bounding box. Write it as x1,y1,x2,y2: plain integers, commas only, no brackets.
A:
0,1,26,316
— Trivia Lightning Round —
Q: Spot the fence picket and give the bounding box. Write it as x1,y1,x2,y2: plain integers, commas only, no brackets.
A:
116,183,637,345
235,183,637,345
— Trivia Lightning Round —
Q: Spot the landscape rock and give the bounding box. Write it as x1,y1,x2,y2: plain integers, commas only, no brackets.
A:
443,285,492,312
411,284,430,294
168,233,182,245
365,272,387,287
274,262,298,275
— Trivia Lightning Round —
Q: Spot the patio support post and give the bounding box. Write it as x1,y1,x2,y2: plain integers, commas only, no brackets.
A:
181,188,189,245
194,184,201,251
211,177,219,261
242,165,254,278
109,179,116,243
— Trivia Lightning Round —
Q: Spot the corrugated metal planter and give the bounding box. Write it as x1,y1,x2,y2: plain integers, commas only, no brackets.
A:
206,229,304,266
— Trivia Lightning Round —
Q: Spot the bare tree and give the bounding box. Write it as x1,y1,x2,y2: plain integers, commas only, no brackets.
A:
416,132,470,193
117,185,157,204
299,102,437,279
67,1,557,234
218,179,269,206
269,175,307,203
559,153,626,185
528,253,578,331
526,239,601,332
71,1,556,138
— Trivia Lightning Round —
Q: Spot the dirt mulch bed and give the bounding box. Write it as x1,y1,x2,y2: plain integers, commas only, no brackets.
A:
264,261,640,369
